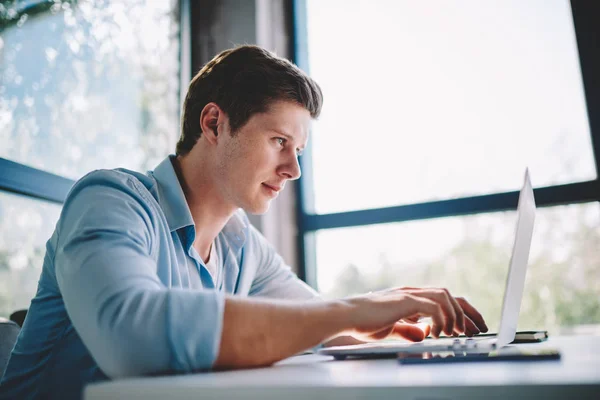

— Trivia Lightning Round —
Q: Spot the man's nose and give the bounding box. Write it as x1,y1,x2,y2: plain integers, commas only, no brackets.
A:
279,153,302,181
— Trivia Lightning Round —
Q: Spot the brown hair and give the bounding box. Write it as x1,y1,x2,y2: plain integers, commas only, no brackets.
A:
176,45,323,155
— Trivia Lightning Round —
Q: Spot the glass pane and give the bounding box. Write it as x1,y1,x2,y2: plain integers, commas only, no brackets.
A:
0,192,61,318
0,0,180,179
314,202,600,335
305,0,596,214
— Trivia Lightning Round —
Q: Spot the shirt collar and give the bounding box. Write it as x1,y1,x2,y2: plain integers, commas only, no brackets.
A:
221,209,249,249
151,155,194,232
151,155,249,248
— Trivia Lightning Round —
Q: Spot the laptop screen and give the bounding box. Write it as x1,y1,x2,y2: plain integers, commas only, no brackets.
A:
496,169,536,348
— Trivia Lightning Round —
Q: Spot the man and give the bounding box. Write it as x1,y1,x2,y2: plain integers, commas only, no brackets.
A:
0,45,487,399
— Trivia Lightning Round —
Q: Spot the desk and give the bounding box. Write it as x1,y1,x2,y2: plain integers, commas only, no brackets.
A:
85,336,600,399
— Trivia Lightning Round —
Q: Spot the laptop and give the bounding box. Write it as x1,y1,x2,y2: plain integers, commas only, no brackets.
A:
319,169,536,359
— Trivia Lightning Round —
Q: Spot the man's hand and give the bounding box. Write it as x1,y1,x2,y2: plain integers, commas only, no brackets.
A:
399,287,488,337
215,287,488,369
340,287,488,342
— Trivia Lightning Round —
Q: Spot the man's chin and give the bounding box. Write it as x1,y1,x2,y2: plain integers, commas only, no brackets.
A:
243,201,271,215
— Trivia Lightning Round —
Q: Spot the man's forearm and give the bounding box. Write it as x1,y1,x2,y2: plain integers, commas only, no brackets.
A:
214,296,349,369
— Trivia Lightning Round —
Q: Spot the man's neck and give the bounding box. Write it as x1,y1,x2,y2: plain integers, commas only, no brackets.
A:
172,155,235,262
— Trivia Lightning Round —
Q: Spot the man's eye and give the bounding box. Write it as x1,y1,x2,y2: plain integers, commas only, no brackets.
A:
275,138,286,146
296,149,304,156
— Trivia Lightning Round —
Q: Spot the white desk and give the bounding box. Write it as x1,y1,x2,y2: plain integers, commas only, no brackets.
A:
85,336,600,399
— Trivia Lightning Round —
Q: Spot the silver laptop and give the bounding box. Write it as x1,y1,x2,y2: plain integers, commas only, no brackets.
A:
319,169,536,358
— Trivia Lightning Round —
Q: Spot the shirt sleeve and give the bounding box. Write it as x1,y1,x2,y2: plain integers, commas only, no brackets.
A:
54,171,224,378
246,224,320,300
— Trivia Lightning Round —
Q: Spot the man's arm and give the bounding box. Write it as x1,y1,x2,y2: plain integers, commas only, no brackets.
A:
214,297,344,368
214,287,478,369
56,173,226,378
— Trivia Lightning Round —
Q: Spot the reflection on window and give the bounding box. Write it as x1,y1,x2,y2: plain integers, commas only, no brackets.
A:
305,0,596,214
0,0,180,179
314,203,600,334
0,192,61,317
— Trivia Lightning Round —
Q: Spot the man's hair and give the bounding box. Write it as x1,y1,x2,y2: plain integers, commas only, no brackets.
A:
176,45,323,155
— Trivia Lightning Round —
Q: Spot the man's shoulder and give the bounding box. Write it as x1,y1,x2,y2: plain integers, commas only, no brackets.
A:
56,168,165,238
75,167,154,186
65,168,158,207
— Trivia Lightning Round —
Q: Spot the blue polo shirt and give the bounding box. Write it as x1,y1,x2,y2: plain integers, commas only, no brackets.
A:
0,155,319,400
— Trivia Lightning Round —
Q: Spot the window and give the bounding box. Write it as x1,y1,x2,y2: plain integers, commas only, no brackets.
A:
1,0,180,178
0,0,183,318
295,0,600,334
0,191,61,316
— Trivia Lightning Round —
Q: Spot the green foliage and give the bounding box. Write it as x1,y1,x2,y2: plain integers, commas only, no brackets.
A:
326,207,600,334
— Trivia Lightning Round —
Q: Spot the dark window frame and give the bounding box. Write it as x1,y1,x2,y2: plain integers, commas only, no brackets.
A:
292,0,600,288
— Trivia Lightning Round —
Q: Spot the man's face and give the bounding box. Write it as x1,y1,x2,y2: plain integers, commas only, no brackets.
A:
215,100,311,214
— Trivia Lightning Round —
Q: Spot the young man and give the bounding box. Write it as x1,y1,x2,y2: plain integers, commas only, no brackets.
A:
0,45,487,399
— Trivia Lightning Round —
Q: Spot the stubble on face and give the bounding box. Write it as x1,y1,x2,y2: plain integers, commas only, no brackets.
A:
213,101,310,215
214,124,267,214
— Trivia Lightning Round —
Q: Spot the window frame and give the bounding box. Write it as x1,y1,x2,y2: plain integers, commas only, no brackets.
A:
292,0,600,289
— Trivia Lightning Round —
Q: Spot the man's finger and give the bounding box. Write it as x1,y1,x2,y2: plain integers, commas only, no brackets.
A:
390,322,428,342
464,315,481,337
402,315,421,323
404,289,457,336
456,297,488,332
442,288,466,333
404,294,445,338
368,325,394,341
418,322,431,338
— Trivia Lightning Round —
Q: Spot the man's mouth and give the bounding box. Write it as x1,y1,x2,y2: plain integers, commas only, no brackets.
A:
262,183,282,197
262,183,282,192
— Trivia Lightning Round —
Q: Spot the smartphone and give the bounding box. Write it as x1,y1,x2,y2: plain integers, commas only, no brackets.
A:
397,346,560,365
425,330,549,344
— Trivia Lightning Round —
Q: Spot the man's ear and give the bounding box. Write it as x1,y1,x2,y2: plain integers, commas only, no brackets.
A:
199,102,223,144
